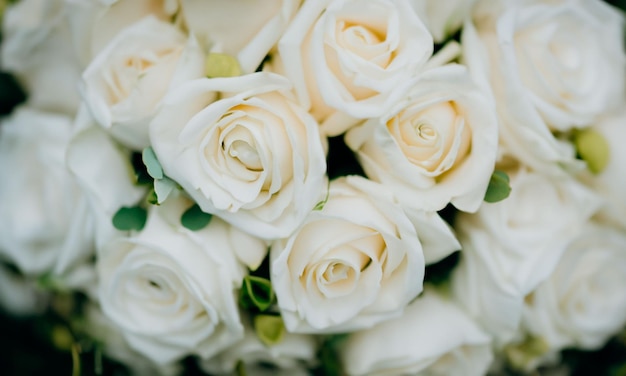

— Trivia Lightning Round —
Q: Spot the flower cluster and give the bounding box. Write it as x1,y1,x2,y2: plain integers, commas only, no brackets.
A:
0,0,624,375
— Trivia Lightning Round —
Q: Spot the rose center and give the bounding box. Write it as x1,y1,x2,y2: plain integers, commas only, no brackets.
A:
227,139,262,171
413,122,437,141
322,262,352,284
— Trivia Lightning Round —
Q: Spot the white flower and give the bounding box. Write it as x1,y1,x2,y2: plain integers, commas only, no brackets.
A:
1,0,82,115
181,0,301,73
80,16,205,150
522,222,626,351
65,0,176,65
450,167,602,345
410,0,478,43
340,288,493,376
271,176,458,333
345,64,498,213
463,0,625,173
97,195,265,364
66,117,148,249
150,72,327,240
277,0,433,135
0,108,93,279
83,303,182,376
581,109,626,231
200,315,317,376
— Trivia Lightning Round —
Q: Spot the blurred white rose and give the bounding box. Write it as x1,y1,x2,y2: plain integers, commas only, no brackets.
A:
341,288,493,376
65,0,175,65
1,0,82,115
463,0,625,173
450,166,602,345
181,0,301,73
410,0,477,43
521,222,626,352
200,315,317,376
83,303,182,376
580,109,626,231
277,0,433,136
271,176,458,333
0,108,94,282
66,118,148,249
150,72,327,239
346,64,498,213
80,16,205,150
97,195,265,364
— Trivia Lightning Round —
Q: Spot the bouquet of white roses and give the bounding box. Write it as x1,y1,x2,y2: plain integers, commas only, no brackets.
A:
1,0,625,374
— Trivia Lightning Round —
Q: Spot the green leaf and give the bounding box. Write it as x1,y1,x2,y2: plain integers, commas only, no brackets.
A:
254,314,285,346
142,147,163,180
180,203,213,231
315,334,349,376
574,128,610,174
154,177,176,204
205,53,242,78
112,206,148,231
484,170,511,203
146,189,158,205
239,275,275,312
235,360,247,376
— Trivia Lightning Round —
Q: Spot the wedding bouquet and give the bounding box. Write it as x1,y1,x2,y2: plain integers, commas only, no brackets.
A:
1,0,625,375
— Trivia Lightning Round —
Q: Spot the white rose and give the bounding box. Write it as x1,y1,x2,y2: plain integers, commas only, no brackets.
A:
83,303,182,376
341,288,493,376
97,195,266,364
345,64,498,213
581,109,626,231
410,0,478,43
521,222,626,352
66,117,148,249
277,0,433,135
150,72,327,240
271,176,458,333
65,0,175,65
450,167,602,345
0,108,94,280
181,0,301,73
463,0,625,173
1,0,82,115
80,16,205,150
200,315,317,376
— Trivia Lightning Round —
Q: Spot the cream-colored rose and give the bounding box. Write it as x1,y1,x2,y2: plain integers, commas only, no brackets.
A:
346,64,498,212
271,176,458,333
181,0,301,73
97,195,266,364
1,0,82,115
463,0,625,173
276,0,433,136
0,108,93,280
200,315,317,376
150,72,327,239
410,0,478,43
450,166,602,345
580,109,626,231
80,16,205,150
341,288,493,376
521,222,626,352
